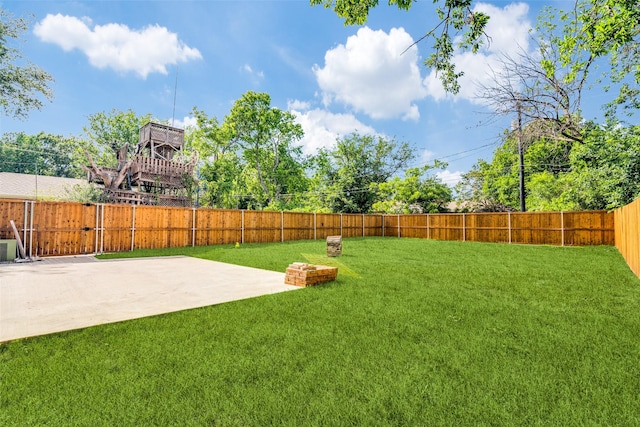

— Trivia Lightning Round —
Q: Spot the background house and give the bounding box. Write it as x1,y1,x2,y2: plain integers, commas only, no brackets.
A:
0,172,88,201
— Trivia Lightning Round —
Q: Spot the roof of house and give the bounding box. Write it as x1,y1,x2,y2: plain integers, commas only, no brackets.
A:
0,172,88,201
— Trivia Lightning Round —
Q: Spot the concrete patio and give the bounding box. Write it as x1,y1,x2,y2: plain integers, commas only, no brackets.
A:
0,256,297,342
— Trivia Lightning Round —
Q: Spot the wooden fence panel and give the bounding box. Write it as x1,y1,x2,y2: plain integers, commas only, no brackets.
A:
244,210,281,243
316,213,341,239
383,215,399,237
30,202,97,256
615,198,640,278
429,214,463,241
342,214,364,237
364,215,383,236
283,212,314,241
563,211,615,246
102,204,133,253
399,215,429,239
510,212,560,245
194,209,241,246
0,199,27,242
465,213,510,243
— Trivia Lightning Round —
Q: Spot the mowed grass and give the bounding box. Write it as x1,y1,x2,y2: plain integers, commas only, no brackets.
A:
1,238,639,426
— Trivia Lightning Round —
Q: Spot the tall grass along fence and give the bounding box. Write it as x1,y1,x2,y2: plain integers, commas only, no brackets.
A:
615,197,640,278
0,199,615,259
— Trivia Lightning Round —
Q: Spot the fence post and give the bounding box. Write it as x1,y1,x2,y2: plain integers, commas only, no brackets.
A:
192,207,196,247
463,213,466,242
22,201,28,255
362,213,365,237
28,201,34,258
427,213,430,240
340,213,343,236
131,205,136,252
508,211,512,244
100,204,105,254
382,215,385,237
95,203,100,255
397,214,401,238
241,210,245,244
314,212,317,240
561,211,565,246
281,211,284,242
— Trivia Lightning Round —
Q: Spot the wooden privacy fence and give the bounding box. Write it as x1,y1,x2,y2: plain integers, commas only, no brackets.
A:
0,199,615,258
385,211,614,246
615,197,640,278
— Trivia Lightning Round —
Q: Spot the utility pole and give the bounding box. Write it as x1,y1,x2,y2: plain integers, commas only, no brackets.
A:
517,102,526,212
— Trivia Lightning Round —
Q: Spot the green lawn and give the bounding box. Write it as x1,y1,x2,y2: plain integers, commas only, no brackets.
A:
1,238,639,426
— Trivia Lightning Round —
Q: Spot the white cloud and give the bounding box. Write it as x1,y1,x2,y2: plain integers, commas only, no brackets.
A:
424,2,532,102
289,102,378,154
171,116,198,130
420,149,435,164
436,169,463,186
287,99,310,111
241,64,265,82
34,14,202,78
314,27,427,121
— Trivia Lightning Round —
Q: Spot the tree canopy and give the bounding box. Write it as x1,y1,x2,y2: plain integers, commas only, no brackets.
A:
0,9,54,119
0,132,87,178
456,120,640,211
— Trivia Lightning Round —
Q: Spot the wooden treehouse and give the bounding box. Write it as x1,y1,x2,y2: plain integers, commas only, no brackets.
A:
85,122,197,207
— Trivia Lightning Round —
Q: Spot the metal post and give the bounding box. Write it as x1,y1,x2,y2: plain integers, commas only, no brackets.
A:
95,203,100,254
463,213,466,242
23,201,28,253
561,211,565,246
100,204,105,254
28,201,34,258
131,205,136,252
192,207,196,247
241,210,245,244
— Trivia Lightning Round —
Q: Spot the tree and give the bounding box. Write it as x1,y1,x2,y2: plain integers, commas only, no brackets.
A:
566,120,640,209
556,0,640,116
456,119,640,211
0,9,54,119
83,109,153,166
478,0,639,143
310,0,489,93
0,132,88,178
224,91,307,208
309,133,415,213
371,163,452,213
189,93,308,209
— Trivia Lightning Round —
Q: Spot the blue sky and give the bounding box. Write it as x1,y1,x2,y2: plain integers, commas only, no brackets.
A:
1,0,602,185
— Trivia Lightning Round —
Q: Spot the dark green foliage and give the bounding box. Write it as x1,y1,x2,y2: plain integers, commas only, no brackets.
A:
457,120,640,211
0,132,88,178
308,133,415,213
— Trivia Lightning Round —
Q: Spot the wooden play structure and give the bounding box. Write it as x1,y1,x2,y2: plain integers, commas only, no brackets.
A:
85,122,197,207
